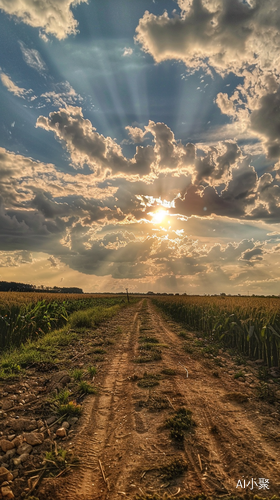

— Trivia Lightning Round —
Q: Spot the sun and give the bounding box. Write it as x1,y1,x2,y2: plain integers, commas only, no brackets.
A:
151,209,168,224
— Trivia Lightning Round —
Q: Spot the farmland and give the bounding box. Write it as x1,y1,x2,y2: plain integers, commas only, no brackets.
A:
154,295,280,367
0,292,127,351
0,296,280,499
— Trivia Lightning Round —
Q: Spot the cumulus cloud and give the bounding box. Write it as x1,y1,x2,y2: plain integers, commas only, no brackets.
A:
125,125,146,143
122,47,133,57
135,0,280,75
0,72,30,98
251,87,280,158
0,0,88,40
19,42,47,73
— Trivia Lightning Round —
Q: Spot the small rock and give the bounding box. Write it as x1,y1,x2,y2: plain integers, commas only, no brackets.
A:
68,417,78,426
1,402,13,411
7,436,15,442
5,449,16,460
47,371,71,393
24,432,44,446
12,436,23,448
46,416,56,426
56,428,67,438
0,441,15,453
16,443,32,455
61,422,70,430
12,457,21,467
18,453,29,464
1,485,14,498
0,467,13,482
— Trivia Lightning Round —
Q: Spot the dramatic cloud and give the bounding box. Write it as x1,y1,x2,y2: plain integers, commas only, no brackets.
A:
135,0,280,75
0,72,30,98
0,0,88,40
251,88,280,158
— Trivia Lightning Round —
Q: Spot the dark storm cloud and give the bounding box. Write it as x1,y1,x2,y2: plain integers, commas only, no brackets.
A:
251,88,280,158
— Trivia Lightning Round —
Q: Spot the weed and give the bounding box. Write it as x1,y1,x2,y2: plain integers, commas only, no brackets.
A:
234,371,245,379
72,368,83,381
54,389,70,405
92,347,106,354
134,351,162,363
235,354,247,366
44,447,79,476
88,366,97,377
161,368,177,376
158,457,188,480
137,373,161,388
258,366,269,381
256,382,275,403
139,343,167,351
183,344,194,354
79,381,97,394
92,354,105,362
138,395,170,412
57,401,82,417
165,408,195,442
139,336,159,343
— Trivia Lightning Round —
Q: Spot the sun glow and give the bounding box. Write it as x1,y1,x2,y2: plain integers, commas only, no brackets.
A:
150,209,169,224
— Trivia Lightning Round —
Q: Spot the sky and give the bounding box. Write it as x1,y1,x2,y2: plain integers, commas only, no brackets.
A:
0,0,280,295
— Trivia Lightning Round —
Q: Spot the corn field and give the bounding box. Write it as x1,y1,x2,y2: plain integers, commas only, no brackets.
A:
0,293,125,350
153,296,280,367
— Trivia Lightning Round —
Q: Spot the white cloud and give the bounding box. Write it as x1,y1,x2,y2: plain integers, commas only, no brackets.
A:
0,72,30,98
0,0,88,40
122,47,133,57
41,81,82,107
19,42,47,73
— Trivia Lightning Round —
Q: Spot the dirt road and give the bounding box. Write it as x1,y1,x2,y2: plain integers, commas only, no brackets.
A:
43,299,280,499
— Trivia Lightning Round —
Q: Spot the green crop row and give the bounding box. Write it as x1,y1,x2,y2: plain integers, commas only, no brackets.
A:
153,296,280,367
0,294,127,350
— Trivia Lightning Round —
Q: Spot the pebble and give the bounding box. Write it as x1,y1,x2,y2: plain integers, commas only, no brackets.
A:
24,432,44,446
0,467,13,482
56,428,67,438
16,443,32,456
46,416,56,426
61,422,70,430
7,436,15,442
1,485,14,499
0,441,15,453
68,417,79,426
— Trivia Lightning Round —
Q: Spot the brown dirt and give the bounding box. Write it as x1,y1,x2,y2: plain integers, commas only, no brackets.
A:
35,299,280,499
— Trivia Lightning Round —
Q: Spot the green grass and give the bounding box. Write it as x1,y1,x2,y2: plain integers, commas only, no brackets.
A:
0,302,123,378
79,381,97,394
88,366,97,377
56,401,82,417
72,368,83,381
234,370,245,379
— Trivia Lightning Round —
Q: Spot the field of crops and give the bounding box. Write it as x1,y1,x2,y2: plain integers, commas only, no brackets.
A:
0,292,127,350
153,295,280,367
